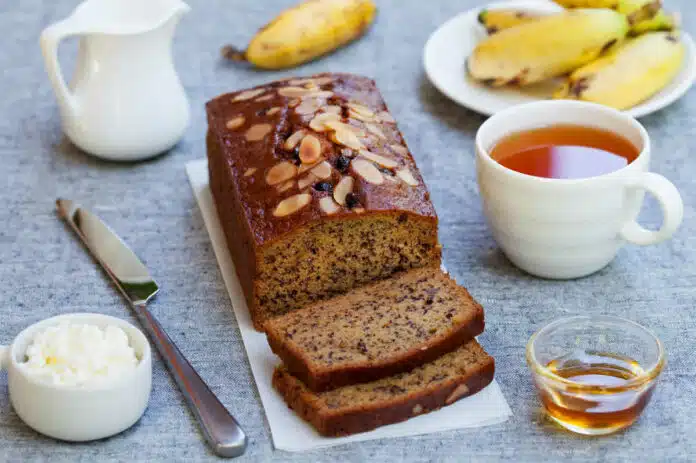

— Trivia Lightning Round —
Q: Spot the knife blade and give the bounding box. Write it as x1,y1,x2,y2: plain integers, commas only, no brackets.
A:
56,199,247,458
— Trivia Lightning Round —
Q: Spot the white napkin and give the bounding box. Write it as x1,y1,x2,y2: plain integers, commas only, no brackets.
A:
186,159,512,452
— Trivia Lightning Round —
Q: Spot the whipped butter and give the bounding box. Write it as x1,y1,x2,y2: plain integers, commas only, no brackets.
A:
21,322,138,387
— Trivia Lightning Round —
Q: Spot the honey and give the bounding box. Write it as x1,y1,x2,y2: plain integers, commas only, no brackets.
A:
535,350,656,435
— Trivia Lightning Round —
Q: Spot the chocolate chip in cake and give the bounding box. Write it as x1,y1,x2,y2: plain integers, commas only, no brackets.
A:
345,192,360,209
335,155,351,173
356,340,368,354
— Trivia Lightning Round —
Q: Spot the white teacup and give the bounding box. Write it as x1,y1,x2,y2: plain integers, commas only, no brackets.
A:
0,313,152,441
475,100,684,279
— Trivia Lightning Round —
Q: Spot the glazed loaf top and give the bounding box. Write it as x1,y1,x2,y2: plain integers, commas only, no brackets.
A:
205,73,436,245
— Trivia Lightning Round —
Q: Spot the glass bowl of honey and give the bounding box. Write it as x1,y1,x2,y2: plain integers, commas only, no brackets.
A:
526,315,665,435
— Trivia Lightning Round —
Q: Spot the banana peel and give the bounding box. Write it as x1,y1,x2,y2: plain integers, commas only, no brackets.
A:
554,31,684,109
554,0,678,34
478,9,541,34
222,0,376,70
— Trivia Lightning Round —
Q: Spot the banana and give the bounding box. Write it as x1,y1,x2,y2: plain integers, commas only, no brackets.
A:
477,9,541,34
553,0,677,33
222,0,376,70
554,32,684,109
467,9,629,87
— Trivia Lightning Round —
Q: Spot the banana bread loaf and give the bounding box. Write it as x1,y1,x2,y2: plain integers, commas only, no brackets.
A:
273,339,495,436
264,266,484,391
206,73,441,330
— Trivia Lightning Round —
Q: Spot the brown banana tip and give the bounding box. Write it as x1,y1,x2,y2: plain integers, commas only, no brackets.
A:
477,10,487,25
221,44,247,62
627,1,661,26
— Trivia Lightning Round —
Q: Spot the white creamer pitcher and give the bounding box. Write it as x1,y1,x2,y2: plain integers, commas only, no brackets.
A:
40,0,191,161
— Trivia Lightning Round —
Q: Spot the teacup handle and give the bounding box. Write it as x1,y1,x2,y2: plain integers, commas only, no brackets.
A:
39,20,78,113
620,172,683,246
0,345,7,371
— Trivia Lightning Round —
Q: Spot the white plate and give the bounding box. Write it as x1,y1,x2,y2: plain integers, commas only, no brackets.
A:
423,0,696,118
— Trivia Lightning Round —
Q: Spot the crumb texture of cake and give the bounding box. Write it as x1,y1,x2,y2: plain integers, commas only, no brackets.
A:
264,267,485,391
206,73,441,329
272,340,495,436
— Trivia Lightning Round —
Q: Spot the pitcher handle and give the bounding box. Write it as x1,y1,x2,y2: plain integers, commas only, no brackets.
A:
0,345,8,371
619,172,684,246
39,20,78,113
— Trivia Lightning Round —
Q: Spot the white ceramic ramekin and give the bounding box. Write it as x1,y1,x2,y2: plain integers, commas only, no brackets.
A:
0,313,152,441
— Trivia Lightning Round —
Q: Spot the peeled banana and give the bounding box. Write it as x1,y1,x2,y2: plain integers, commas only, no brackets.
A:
477,9,541,34
553,0,677,33
468,9,629,87
222,0,376,70
554,32,684,109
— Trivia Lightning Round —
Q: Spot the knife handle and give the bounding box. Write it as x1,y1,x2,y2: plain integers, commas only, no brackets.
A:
133,304,247,458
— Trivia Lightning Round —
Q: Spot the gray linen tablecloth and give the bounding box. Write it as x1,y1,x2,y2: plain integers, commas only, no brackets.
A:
1,0,695,461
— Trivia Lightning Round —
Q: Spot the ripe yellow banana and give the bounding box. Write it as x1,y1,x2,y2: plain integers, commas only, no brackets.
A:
477,9,541,34
553,0,676,33
468,9,629,87
222,0,376,70
554,32,684,109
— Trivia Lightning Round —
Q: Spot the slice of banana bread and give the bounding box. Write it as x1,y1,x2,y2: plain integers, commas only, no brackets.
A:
264,266,485,391
273,340,495,436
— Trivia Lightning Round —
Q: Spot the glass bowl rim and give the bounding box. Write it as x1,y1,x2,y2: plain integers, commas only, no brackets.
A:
526,315,665,392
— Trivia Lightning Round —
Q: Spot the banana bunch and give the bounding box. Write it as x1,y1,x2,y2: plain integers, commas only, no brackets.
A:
222,0,376,70
469,0,684,110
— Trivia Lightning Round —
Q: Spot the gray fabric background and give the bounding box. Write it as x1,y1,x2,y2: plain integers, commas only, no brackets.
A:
1,0,694,461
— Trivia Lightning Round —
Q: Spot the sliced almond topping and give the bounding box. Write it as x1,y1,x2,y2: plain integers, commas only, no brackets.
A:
266,107,281,116
330,126,364,150
232,88,265,102
286,78,308,86
245,123,272,142
243,167,257,177
299,134,322,164
333,176,354,206
273,193,311,217
266,161,297,185
306,90,333,99
298,160,320,175
323,105,342,115
311,161,332,180
312,76,334,86
284,130,306,150
390,144,408,156
319,196,341,215
276,179,295,193
304,81,319,90
396,168,419,186
295,100,321,116
364,122,386,139
358,150,398,168
348,103,376,122
297,173,317,190
255,94,274,102
225,116,245,130
278,86,314,98
351,158,384,185
377,111,396,123
309,112,341,132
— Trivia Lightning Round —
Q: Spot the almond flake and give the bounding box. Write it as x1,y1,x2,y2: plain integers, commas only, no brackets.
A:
377,111,396,123
286,78,309,86
226,116,245,130
243,167,257,177
351,158,384,184
348,103,376,122
245,123,273,142
299,134,322,164
396,168,418,186
319,197,341,215
266,107,281,116
232,88,265,102
306,90,333,99
323,105,342,115
364,123,386,139
278,86,314,98
311,161,332,180
304,82,319,90
273,193,311,217
312,76,334,86
277,179,295,193
298,160,321,175
309,113,341,132
266,161,297,185
295,100,321,116
297,173,317,190
330,126,364,150
284,130,306,150
333,176,354,206
358,150,398,168
390,144,408,156
255,94,274,102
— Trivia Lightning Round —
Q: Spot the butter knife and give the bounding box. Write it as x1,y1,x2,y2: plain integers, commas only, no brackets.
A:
56,199,247,458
